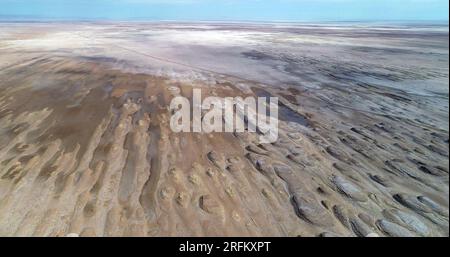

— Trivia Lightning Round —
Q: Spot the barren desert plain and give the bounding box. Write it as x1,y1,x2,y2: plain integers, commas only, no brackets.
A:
0,22,448,237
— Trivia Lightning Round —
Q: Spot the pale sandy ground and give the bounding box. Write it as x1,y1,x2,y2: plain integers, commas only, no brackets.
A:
0,22,448,237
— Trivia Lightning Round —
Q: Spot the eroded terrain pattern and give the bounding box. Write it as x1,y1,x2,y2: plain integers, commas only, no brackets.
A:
0,22,448,236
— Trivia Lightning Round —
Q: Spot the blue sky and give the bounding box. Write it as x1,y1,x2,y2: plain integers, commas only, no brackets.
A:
0,0,448,21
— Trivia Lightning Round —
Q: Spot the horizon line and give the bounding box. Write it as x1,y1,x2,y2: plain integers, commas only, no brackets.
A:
0,16,449,25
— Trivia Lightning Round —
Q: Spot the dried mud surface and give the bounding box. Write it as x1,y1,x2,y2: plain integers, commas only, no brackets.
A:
0,23,448,237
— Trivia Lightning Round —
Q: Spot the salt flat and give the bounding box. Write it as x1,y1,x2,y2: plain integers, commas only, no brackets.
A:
0,22,448,236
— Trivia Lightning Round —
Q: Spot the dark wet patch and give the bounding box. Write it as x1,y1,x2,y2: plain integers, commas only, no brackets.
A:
241,50,277,61
380,92,412,102
279,93,298,105
252,87,311,127
352,46,418,55
80,56,118,63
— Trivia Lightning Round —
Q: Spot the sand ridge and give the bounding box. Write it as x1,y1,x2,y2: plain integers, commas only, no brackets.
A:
0,23,448,237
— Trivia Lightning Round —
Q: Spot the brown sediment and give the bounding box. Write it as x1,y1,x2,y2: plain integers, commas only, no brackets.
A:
0,23,448,237
0,56,448,237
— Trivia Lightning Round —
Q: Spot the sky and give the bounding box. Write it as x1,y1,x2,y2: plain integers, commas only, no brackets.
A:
0,0,448,22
